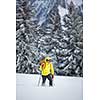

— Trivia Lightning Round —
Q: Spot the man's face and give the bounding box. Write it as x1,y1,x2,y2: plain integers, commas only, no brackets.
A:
46,59,51,62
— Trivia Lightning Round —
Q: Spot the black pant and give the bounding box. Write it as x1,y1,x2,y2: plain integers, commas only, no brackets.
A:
42,74,53,86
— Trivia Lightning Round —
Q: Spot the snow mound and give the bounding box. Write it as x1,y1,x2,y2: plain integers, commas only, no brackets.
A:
16,74,83,100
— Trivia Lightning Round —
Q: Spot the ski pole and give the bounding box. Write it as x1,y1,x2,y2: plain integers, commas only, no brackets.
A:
37,74,41,86
53,79,55,86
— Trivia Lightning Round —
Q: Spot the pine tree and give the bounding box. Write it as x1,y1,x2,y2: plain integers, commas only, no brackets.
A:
16,0,39,74
60,1,83,76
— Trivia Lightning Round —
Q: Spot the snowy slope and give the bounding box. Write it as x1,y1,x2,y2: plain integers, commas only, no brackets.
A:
32,0,56,25
58,5,68,25
31,0,82,25
16,74,83,100
67,0,82,6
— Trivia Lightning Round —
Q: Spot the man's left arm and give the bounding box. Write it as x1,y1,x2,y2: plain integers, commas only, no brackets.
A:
50,63,54,78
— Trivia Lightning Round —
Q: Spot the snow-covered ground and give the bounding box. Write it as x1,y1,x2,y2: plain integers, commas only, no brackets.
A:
16,74,83,100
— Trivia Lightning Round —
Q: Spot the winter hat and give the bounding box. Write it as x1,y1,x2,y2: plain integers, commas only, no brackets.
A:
45,57,51,61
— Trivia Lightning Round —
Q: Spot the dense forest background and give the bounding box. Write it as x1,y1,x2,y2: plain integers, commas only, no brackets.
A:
16,0,83,77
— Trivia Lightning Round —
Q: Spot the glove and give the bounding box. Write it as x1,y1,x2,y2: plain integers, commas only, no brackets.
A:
52,75,54,79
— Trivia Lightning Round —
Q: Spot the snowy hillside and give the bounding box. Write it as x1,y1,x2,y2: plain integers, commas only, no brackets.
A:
32,0,56,25
16,74,83,100
32,0,83,25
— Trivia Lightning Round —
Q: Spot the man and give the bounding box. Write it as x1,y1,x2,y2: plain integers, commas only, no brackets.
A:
39,57,54,86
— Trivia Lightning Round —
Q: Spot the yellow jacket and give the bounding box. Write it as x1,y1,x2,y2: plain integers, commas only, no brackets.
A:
39,60,54,76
